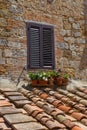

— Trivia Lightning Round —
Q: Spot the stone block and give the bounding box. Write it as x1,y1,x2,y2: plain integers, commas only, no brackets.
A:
57,42,69,49
0,65,6,74
77,38,86,44
8,41,21,48
66,30,71,36
70,44,78,51
60,29,66,36
0,39,8,46
69,17,74,23
64,37,75,43
72,23,80,29
63,50,72,59
0,18,7,26
4,49,12,57
73,32,81,37
0,49,2,58
63,19,71,30
0,59,5,64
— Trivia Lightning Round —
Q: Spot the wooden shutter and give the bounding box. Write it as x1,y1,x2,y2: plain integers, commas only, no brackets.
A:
42,27,54,69
29,26,40,68
27,22,55,69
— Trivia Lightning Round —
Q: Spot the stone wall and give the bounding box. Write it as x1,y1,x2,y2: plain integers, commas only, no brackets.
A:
0,0,87,80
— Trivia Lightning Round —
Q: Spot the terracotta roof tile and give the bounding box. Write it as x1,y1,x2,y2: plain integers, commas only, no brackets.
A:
51,109,64,117
58,105,71,113
45,120,65,129
40,93,48,99
36,101,47,108
14,100,31,108
0,100,12,107
0,117,4,123
46,96,57,103
79,99,87,106
3,92,22,96
0,106,22,116
8,95,28,101
53,93,64,100
81,118,87,126
84,89,87,94
71,126,83,130
71,112,86,121
63,119,75,128
0,122,11,130
13,122,48,130
0,85,87,130
52,100,63,107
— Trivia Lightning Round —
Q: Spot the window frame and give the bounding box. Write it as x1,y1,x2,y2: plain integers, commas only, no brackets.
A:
26,22,55,70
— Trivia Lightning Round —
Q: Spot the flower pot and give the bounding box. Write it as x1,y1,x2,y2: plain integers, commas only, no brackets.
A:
62,78,68,86
54,77,63,85
39,80,48,86
31,80,38,86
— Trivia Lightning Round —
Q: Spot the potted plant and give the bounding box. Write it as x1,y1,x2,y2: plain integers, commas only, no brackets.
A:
62,73,69,86
52,71,62,85
38,71,54,86
29,72,39,86
29,71,54,87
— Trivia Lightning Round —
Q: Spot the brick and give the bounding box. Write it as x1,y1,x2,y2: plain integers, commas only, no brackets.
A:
4,113,36,124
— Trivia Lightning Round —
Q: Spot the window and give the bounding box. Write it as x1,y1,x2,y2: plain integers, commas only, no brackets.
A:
27,22,55,69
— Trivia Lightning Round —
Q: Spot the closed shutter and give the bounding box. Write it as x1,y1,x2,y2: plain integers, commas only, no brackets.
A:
42,27,54,68
29,27,40,68
27,22,55,69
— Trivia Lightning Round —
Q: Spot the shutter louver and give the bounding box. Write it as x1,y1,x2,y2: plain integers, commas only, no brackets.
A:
43,28,53,68
30,27,40,68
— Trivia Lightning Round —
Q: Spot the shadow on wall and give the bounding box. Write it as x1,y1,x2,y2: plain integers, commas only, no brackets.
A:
79,0,87,70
